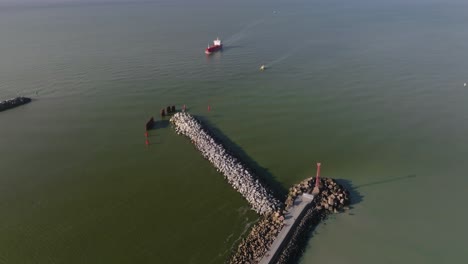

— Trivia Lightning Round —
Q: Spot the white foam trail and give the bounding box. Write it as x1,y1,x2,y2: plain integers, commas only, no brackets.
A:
265,41,312,67
267,50,296,67
224,19,265,45
266,40,313,68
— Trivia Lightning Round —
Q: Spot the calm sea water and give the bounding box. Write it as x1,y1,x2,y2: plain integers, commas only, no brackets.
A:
1,0,468,263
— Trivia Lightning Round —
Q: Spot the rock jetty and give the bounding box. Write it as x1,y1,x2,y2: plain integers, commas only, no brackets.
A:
275,177,350,264
228,211,284,264
0,97,31,112
170,112,282,215
229,177,349,264
170,111,351,264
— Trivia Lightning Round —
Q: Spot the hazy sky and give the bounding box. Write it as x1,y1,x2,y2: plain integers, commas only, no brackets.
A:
0,0,150,4
0,0,167,8
0,0,116,2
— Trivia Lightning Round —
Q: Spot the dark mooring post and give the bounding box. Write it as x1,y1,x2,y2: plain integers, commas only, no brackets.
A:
145,117,155,131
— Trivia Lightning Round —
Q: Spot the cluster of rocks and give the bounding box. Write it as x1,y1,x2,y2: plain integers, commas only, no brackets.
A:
228,211,284,264
315,178,350,213
284,177,349,212
284,177,314,209
0,97,31,112
170,112,282,215
275,177,350,264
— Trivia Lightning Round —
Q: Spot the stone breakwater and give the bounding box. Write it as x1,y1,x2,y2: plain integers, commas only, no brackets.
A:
170,112,350,264
285,177,349,211
275,177,350,264
228,211,284,264
170,112,282,215
229,177,349,264
0,97,31,112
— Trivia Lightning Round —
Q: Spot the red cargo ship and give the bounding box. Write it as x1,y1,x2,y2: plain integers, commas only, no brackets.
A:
205,38,222,54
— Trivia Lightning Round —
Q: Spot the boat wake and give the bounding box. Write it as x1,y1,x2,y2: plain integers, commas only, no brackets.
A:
223,19,265,45
266,41,313,68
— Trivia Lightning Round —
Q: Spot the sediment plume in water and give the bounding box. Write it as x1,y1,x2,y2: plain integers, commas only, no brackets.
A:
170,112,282,215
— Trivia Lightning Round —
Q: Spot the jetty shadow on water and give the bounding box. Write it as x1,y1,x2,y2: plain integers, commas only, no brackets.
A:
145,120,169,137
196,115,288,200
152,120,169,129
335,178,364,206
355,174,416,189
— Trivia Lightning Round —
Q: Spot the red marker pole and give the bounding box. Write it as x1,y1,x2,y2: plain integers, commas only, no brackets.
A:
208,105,211,112
315,163,321,188
145,138,150,146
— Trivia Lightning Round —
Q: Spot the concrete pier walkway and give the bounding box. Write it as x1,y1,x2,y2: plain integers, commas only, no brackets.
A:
259,193,315,264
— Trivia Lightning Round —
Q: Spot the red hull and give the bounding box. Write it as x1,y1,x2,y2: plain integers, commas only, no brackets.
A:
205,44,223,54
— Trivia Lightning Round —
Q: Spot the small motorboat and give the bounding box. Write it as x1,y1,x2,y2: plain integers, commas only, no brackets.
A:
260,65,266,71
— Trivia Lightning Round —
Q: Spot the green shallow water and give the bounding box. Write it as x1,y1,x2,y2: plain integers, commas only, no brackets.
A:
1,0,468,263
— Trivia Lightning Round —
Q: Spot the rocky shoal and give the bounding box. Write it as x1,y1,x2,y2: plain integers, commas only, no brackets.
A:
170,112,282,215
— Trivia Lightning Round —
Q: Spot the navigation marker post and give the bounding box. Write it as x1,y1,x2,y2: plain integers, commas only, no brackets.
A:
312,162,321,195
